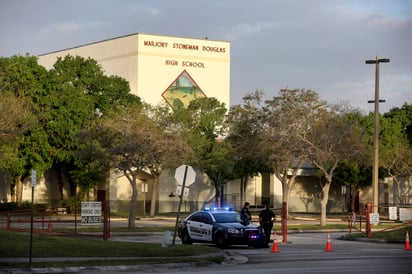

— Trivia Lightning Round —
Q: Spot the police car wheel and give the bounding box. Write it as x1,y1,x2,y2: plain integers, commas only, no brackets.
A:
181,230,193,244
216,234,227,248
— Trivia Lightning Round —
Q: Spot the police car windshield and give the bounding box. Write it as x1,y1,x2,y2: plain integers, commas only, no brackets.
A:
212,212,242,223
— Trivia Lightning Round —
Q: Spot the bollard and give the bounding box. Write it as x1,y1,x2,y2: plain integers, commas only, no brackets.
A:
161,230,172,247
47,220,53,232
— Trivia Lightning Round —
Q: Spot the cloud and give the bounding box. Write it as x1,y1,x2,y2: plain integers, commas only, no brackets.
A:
365,13,410,28
144,7,160,16
224,22,281,41
40,21,81,35
327,70,412,114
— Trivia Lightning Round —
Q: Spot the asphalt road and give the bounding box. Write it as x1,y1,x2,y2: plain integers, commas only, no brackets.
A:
71,232,412,274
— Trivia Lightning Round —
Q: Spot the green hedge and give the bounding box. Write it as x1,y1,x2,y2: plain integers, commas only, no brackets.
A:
0,202,48,212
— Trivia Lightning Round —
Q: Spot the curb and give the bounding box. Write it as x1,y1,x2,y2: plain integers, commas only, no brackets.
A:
0,251,244,273
338,235,403,244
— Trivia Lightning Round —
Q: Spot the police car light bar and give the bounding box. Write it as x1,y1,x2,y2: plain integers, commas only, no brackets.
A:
203,207,233,211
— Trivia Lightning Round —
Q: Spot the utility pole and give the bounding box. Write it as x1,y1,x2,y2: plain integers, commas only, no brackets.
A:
365,55,390,214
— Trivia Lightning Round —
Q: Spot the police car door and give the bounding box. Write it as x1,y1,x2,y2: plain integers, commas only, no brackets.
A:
199,212,213,242
187,212,213,242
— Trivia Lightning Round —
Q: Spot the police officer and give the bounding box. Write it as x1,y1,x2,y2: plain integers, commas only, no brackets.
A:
240,202,252,221
259,204,276,247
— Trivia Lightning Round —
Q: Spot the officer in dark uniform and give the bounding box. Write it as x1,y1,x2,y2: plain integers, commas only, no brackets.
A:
259,204,276,247
240,202,251,221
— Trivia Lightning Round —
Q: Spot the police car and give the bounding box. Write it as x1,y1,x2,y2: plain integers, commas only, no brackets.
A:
178,207,266,248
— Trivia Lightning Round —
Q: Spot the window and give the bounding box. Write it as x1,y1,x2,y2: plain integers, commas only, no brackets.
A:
189,213,203,222
201,213,213,224
213,213,241,223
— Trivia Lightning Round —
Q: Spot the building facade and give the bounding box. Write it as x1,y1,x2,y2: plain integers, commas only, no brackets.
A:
38,33,230,109
36,33,230,214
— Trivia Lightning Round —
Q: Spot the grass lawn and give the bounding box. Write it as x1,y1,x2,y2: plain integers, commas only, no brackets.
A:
345,223,412,242
1,212,411,269
0,230,223,269
285,223,412,242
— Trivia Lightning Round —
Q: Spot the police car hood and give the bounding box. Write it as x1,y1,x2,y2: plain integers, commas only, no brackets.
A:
217,222,259,230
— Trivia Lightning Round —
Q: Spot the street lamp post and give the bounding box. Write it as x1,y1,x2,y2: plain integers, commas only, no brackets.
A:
365,55,390,214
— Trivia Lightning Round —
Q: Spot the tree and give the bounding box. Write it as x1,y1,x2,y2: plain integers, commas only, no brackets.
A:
226,91,272,205
358,108,412,206
160,97,230,206
44,56,102,198
379,106,412,204
100,106,156,227
0,55,51,203
334,160,371,212
0,93,37,202
96,105,191,228
46,55,140,199
262,89,322,216
142,103,195,217
385,103,412,146
177,97,229,206
333,111,372,212
201,139,235,207
0,93,35,166
301,107,365,226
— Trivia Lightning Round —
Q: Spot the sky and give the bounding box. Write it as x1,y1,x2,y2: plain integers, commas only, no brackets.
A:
1,0,411,113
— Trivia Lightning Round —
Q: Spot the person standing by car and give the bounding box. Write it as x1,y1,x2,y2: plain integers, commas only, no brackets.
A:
240,202,252,221
259,204,276,247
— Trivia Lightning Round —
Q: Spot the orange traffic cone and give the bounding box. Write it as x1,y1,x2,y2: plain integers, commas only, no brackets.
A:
325,231,333,252
271,231,280,253
404,230,411,250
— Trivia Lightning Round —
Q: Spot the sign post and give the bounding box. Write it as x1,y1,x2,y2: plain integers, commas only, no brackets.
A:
172,165,196,245
29,169,36,266
142,183,148,217
282,202,288,242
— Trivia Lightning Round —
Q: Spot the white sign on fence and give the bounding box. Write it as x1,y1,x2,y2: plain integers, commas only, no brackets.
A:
389,207,397,220
81,202,102,225
370,213,380,225
399,208,412,222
